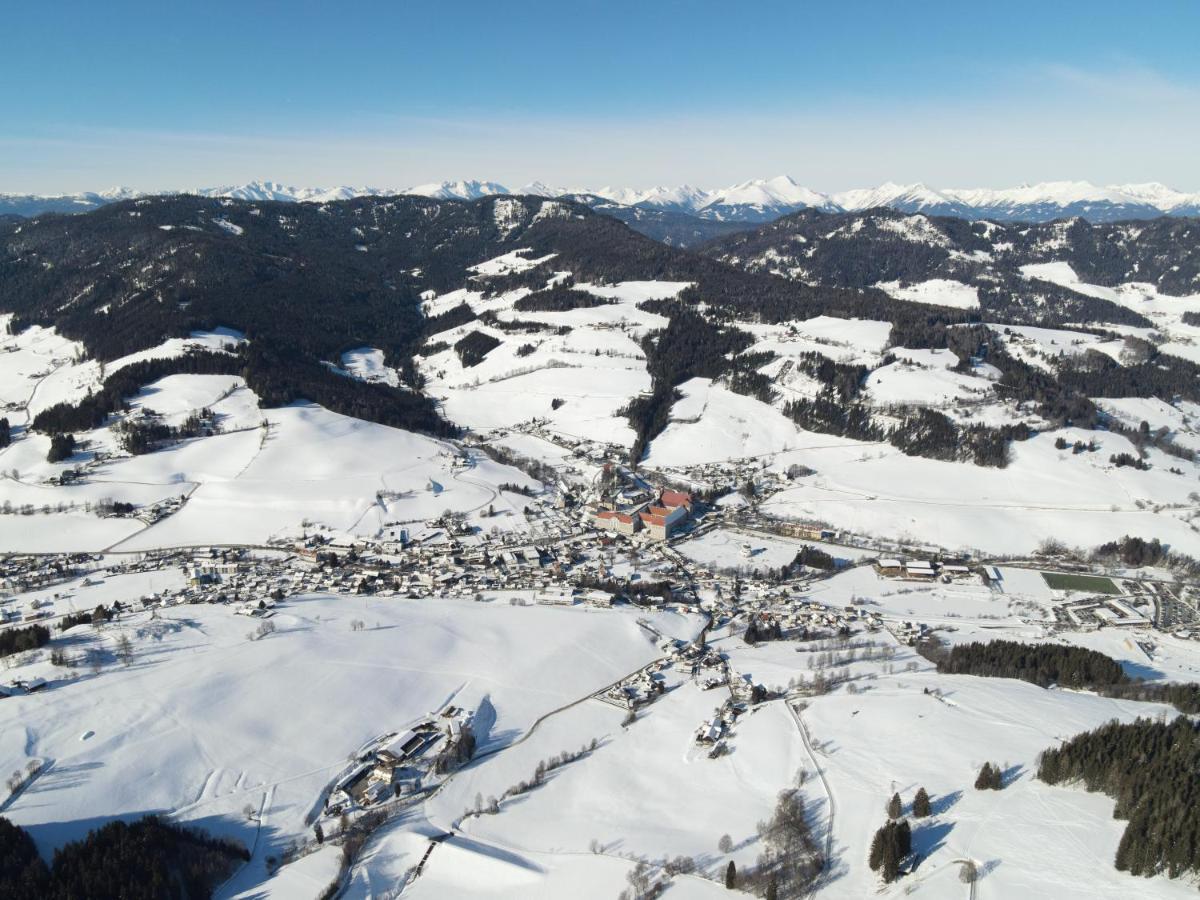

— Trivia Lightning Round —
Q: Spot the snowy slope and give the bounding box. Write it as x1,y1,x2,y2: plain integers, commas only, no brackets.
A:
0,594,699,873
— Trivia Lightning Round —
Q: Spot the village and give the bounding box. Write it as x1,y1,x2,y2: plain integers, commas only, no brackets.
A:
3,429,1198,635
4,443,1197,707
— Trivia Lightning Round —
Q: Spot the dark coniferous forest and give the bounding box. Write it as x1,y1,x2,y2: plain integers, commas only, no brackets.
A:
938,639,1131,689
0,814,248,900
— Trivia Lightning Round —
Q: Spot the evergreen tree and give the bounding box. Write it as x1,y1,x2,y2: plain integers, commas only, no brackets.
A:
912,788,931,818
868,818,912,883
881,849,900,884
725,860,736,889
0,816,50,897
46,432,76,463
887,792,902,819
975,762,994,790
0,624,50,659
975,762,1003,790
938,638,1200,714
868,828,884,871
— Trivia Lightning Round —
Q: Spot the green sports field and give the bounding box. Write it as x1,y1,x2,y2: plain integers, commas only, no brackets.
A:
1041,572,1121,594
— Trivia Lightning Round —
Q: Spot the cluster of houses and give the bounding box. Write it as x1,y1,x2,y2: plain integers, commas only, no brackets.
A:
135,496,188,525
699,577,885,638
325,707,472,814
592,489,695,541
693,698,747,759
599,663,668,709
892,620,931,645
0,554,87,593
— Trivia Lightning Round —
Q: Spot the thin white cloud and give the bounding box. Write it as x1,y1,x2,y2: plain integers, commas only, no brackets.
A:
1038,62,1200,105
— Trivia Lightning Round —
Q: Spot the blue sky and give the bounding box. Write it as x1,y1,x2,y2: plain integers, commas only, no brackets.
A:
4,0,1199,191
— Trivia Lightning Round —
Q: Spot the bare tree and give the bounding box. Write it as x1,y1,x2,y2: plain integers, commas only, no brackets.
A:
253,619,276,640
115,633,134,666
719,833,734,854
625,860,654,898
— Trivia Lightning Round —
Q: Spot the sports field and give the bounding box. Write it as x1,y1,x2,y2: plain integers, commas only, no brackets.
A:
1041,572,1121,594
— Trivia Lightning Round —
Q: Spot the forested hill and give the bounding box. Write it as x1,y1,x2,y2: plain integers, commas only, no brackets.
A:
702,206,1200,327
4,192,1191,441
560,193,751,247
0,193,983,435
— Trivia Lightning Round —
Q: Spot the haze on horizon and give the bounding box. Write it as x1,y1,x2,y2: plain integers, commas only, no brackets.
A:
4,0,1200,194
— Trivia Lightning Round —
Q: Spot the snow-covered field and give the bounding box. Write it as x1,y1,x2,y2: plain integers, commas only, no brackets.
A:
0,319,245,424
865,348,996,408
329,347,403,388
800,666,1191,900
416,275,689,447
678,527,875,573
319,581,1200,900
0,363,543,551
877,278,980,310
757,427,1200,557
1020,261,1200,364
115,402,535,550
0,593,702,894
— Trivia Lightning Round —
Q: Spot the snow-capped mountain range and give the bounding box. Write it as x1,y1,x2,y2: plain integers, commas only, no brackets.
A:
4,176,1200,223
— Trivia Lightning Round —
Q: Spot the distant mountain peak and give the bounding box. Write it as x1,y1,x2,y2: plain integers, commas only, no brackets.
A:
405,179,509,201
4,176,1199,225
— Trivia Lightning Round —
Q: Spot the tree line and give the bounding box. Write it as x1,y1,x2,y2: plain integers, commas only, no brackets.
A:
935,639,1200,714
512,286,614,312
31,350,241,434
0,624,50,658
937,639,1129,689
